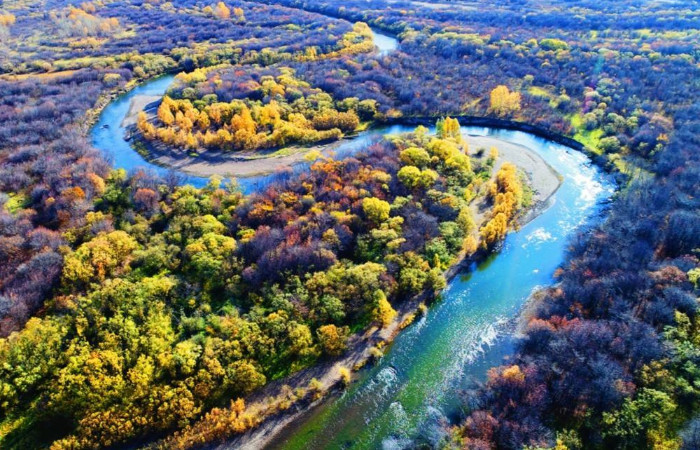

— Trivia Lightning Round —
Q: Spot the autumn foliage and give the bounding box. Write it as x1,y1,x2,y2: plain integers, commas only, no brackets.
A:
139,67,364,152
0,123,486,447
479,163,524,248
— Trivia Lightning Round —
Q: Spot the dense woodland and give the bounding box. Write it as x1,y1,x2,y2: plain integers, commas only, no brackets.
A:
0,0,698,449
138,61,373,152
0,0,369,337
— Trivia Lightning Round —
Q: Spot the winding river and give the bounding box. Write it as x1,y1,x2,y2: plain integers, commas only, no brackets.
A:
91,28,614,450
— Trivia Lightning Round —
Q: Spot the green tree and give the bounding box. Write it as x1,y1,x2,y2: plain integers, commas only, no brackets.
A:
362,197,391,224
400,147,432,168
602,388,677,448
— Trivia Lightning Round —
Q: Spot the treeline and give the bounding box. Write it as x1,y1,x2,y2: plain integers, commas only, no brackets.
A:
1,0,363,75
260,0,699,35
138,64,374,152
0,123,506,448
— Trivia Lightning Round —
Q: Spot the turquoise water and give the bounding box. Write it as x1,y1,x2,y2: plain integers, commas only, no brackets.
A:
90,30,614,450
90,75,203,183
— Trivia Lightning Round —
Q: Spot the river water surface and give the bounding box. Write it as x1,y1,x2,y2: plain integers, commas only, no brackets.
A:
90,28,614,450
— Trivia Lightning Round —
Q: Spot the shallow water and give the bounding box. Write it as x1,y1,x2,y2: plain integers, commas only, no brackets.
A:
373,30,399,55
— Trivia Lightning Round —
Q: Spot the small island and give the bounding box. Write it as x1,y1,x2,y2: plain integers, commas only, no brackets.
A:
136,66,375,153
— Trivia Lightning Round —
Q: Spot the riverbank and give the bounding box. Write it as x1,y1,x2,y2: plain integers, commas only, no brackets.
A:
467,134,562,227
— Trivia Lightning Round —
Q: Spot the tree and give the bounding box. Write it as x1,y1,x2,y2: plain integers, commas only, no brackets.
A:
400,147,431,168
602,388,677,448
479,213,508,248
436,117,462,143
0,13,16,27
362,197,391,224
0,317,64,411
227,361,266,395
157,100,175,126
539,38,569,50
137,111,156,139
231,106,256,134
214,2,231,19
489,85,521,117
184,232,236,287
398,166,438,189
62,231,139,285
371,289,397,327
233,7,245,22
317,325,348,356
197,110,211,131
357,99,378,121
599,136,621,153
260,101,281,127
463,234,478,255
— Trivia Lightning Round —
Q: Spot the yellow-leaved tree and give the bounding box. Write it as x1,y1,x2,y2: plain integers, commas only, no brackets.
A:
371,289,397,327
214,2,230,19
489,85,521,117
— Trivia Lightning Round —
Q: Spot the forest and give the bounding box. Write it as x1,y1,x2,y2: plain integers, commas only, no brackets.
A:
0,0,698,449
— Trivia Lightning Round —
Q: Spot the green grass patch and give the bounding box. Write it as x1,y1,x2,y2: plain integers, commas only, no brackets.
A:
528,86,559,108
569,113,603,154
5,193,28,213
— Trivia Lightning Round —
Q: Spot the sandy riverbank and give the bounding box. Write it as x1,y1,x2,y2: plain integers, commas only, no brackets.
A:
467,134,562,228
121,94,161,127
